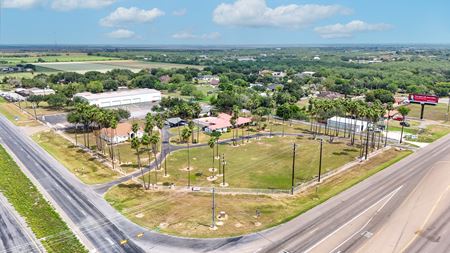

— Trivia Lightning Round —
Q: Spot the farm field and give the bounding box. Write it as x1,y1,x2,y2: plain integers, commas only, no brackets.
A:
0,53,117,64
34,60,204,74
157,136,361,189
105,148,411,238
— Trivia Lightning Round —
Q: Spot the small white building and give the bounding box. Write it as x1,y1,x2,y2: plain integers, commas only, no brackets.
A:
194,75,220,85
74,88,161,108
327,116,368,133
272,71,287,78
101,122,144,144
29,88,55,96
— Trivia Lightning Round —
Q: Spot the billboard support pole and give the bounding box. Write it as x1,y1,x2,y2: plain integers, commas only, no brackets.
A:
420,104,425,120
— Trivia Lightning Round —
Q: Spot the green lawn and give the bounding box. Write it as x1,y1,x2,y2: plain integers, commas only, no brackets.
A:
0,100,40,126
32,131,120,184
106,148,411,238
162,136,360,189
407,103,449,121
0,145,87,252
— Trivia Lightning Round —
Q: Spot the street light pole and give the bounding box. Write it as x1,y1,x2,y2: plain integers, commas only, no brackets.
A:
222,153,226,187
318,139,323,182
291,143,297,195
211,187,216,229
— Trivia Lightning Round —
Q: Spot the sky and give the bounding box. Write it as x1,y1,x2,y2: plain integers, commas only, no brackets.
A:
0,0,449,45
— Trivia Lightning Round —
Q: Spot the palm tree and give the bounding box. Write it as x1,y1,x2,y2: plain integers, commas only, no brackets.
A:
181,127,193,188
149,134,160,185
109,117,118,169
145,113,155,136
398,106,411,144
188,120,195,143
208,137,216,179
131,137,146,190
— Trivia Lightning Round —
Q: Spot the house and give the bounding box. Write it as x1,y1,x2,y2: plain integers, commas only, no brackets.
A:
74,88,161,108
267,84,284,92
327,116,368,133
165,117,186,127
317,91,344,100
313,56,321,61
295,71,316,78
159,75,171,83
194,75,220,85
200,105,213,117
249,83,264,89
28,88,55,96
272,71,287,78
194,113,252,133
101,122,144,144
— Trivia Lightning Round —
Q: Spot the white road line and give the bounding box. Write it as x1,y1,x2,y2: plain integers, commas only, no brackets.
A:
303,185,404,253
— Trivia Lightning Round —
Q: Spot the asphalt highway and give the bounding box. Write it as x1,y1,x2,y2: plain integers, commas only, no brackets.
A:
0,116,145,253
0,193,43,253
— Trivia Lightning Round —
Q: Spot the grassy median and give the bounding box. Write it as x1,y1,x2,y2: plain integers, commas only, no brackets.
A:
0,144,87,252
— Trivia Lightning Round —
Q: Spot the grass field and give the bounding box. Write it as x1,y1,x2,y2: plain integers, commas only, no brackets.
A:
0,99,40,126
0,145,87,252
161,136,360,189
34,60,204,74
106,148,411,238
0,53,117,64
407,103,449,121
32,131,120,184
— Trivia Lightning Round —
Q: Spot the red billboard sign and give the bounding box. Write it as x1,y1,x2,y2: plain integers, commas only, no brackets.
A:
408,94,439,105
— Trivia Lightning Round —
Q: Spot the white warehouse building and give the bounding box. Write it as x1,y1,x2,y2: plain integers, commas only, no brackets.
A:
74,88,161,108
327,116,369,133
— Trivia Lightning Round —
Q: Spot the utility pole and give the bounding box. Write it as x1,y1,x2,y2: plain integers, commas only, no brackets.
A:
164,149,168,177
365,124,370,160
211,187,216,229
384,115,390,147
447,94,450,122
32,102,37,120
221,154,226,187
291,143,297,195
318,139,323,182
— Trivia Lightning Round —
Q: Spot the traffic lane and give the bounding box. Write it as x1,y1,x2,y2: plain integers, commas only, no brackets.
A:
0,193,42,253
355,158,450,253
254,135,450,253
0,118,144,253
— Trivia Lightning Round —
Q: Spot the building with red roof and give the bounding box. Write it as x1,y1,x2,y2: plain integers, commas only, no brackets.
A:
193,113,252,133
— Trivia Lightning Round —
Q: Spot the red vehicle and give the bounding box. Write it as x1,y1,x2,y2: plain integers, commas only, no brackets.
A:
408,94,439,105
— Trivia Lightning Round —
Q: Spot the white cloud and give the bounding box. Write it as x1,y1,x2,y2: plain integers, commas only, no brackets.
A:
100,7,165,27
107,29,136,39
213,0,351,28
51,0,115,11
315,20,392,39
172,8,187,16
2,0,42,9
172,31,221,40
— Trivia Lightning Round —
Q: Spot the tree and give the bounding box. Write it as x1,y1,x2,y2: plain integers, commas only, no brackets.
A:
181,127,193,187
149,134,160,185
86,80,104,93
27,95,46,107
208,137,216,178
47,94,67,108
398,106,411,144
67,111,81,145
